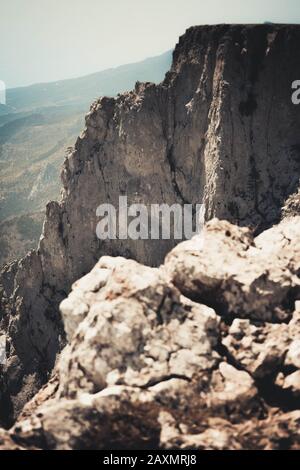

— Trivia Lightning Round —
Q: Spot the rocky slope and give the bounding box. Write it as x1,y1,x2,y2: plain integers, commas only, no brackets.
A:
1,23,300,430
0,217,300,450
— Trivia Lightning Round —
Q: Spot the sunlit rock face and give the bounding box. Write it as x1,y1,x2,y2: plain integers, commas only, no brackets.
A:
1,24,300,427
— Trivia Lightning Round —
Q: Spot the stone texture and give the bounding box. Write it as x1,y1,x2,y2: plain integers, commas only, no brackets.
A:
58,257,220,398
0,216,299,449
223,304,300,380
1,23,300,429
282,188,300,219
165,217,300,322
160,410,300,450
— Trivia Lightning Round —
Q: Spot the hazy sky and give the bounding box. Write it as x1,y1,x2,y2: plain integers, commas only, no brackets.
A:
1,0,300,89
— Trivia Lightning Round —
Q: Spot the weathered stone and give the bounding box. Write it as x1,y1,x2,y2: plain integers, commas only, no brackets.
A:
160,411,300,450
165,218,300,321
0,24,300,447
57,258,220,398
222,305,300,381
285,372,300,396
285,339,300,369
0,214,299,449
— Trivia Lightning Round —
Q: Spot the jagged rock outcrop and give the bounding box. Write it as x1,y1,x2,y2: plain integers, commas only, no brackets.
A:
0,217,299,450
1,23,300,425
282,187,300,218
165,217,300,322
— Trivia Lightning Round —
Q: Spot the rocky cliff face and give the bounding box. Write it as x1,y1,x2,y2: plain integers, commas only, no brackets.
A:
1,23,300,427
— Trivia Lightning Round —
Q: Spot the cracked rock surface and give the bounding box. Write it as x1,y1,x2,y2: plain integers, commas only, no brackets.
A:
1,23,300,424
0,217,299,450
165,218,300,322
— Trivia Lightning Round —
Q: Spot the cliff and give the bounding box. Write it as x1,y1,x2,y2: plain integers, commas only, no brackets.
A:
1,23,300,426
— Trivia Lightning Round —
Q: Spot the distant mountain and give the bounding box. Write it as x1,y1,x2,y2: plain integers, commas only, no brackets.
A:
0,51,172,267
5,51,172,112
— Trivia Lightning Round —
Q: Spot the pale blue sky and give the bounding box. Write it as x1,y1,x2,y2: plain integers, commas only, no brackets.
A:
1,0,300,88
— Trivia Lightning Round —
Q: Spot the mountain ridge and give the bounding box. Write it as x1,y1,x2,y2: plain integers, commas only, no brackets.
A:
5,51,172,112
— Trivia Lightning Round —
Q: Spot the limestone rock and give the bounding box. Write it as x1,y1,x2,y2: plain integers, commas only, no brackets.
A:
282,188,300,219
1,23,300,437
160,411,300,450
58,258,220,398
0,428,31,450
279,371,300,397
165,218,300,321
0,215,299,449
223,319,290,378
285,339,300,369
